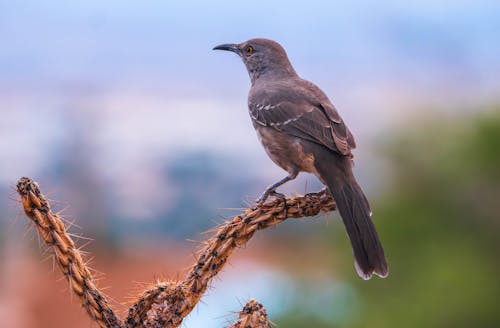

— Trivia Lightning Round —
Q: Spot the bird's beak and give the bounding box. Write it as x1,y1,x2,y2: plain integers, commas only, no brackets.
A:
213,43,240,53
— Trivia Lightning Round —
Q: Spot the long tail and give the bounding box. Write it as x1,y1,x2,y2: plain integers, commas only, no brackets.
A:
312,146,388,279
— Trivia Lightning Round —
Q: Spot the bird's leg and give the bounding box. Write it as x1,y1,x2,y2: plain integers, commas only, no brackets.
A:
256,166,299,205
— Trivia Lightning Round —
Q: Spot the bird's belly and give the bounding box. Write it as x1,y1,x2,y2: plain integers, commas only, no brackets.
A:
255,126,317,174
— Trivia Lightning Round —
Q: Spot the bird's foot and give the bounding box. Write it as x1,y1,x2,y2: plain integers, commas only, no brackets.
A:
304,187,329,198
270,190,287,217
256,189,273,205
257,190,287,217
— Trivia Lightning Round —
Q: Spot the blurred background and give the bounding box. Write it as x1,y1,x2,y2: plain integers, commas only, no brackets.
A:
1,1,499,327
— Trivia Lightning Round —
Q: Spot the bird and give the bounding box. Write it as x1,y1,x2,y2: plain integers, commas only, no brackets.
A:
213,38,388,280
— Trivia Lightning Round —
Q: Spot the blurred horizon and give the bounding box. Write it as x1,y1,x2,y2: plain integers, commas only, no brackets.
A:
1,1,499,327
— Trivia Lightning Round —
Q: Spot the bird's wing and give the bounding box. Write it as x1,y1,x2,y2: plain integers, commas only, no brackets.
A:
249,82,356,157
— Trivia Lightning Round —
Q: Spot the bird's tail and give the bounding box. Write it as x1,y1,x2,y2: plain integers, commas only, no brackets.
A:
313,148,388,280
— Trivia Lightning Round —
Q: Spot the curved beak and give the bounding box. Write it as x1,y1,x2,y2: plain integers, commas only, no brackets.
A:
213,43,240,53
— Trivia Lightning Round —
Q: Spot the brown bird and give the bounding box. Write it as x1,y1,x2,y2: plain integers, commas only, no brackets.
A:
214,38,388,279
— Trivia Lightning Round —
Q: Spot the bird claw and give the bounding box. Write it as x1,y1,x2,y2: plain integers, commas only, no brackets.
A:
256,191,271,205
256,189,282,204
257,190,288,217
304,187,328,198
270,190,286,201
271,191,287,217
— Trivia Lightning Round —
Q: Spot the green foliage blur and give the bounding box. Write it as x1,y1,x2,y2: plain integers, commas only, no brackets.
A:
278,109,500,327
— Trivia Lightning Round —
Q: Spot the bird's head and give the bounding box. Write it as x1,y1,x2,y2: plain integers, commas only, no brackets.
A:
213,38,297,84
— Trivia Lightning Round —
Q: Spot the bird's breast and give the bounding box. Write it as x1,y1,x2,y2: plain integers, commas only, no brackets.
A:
254,125,318,175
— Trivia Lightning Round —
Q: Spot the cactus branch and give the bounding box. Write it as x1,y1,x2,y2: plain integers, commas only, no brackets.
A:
226,300,270,328
16,177,336,327
16,177,123,328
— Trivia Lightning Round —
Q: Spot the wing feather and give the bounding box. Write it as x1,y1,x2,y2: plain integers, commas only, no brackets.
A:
249,80,356,157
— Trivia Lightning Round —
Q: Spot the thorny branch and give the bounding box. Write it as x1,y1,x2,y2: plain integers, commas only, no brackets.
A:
226,300,270,328
16,177,336,327
16,177,122,328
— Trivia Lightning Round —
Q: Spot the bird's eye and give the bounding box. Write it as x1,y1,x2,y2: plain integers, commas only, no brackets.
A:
245,46,254,54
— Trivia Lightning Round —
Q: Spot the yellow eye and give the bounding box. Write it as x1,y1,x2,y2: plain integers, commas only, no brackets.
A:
245,46,254,54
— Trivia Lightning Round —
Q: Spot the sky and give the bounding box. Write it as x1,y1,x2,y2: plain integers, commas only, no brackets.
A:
1,2,500,327
1,0,499,208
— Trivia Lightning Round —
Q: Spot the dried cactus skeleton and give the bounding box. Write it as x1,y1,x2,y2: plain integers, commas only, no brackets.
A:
16,177,336,327
227,300,270,328
16,177,122,328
